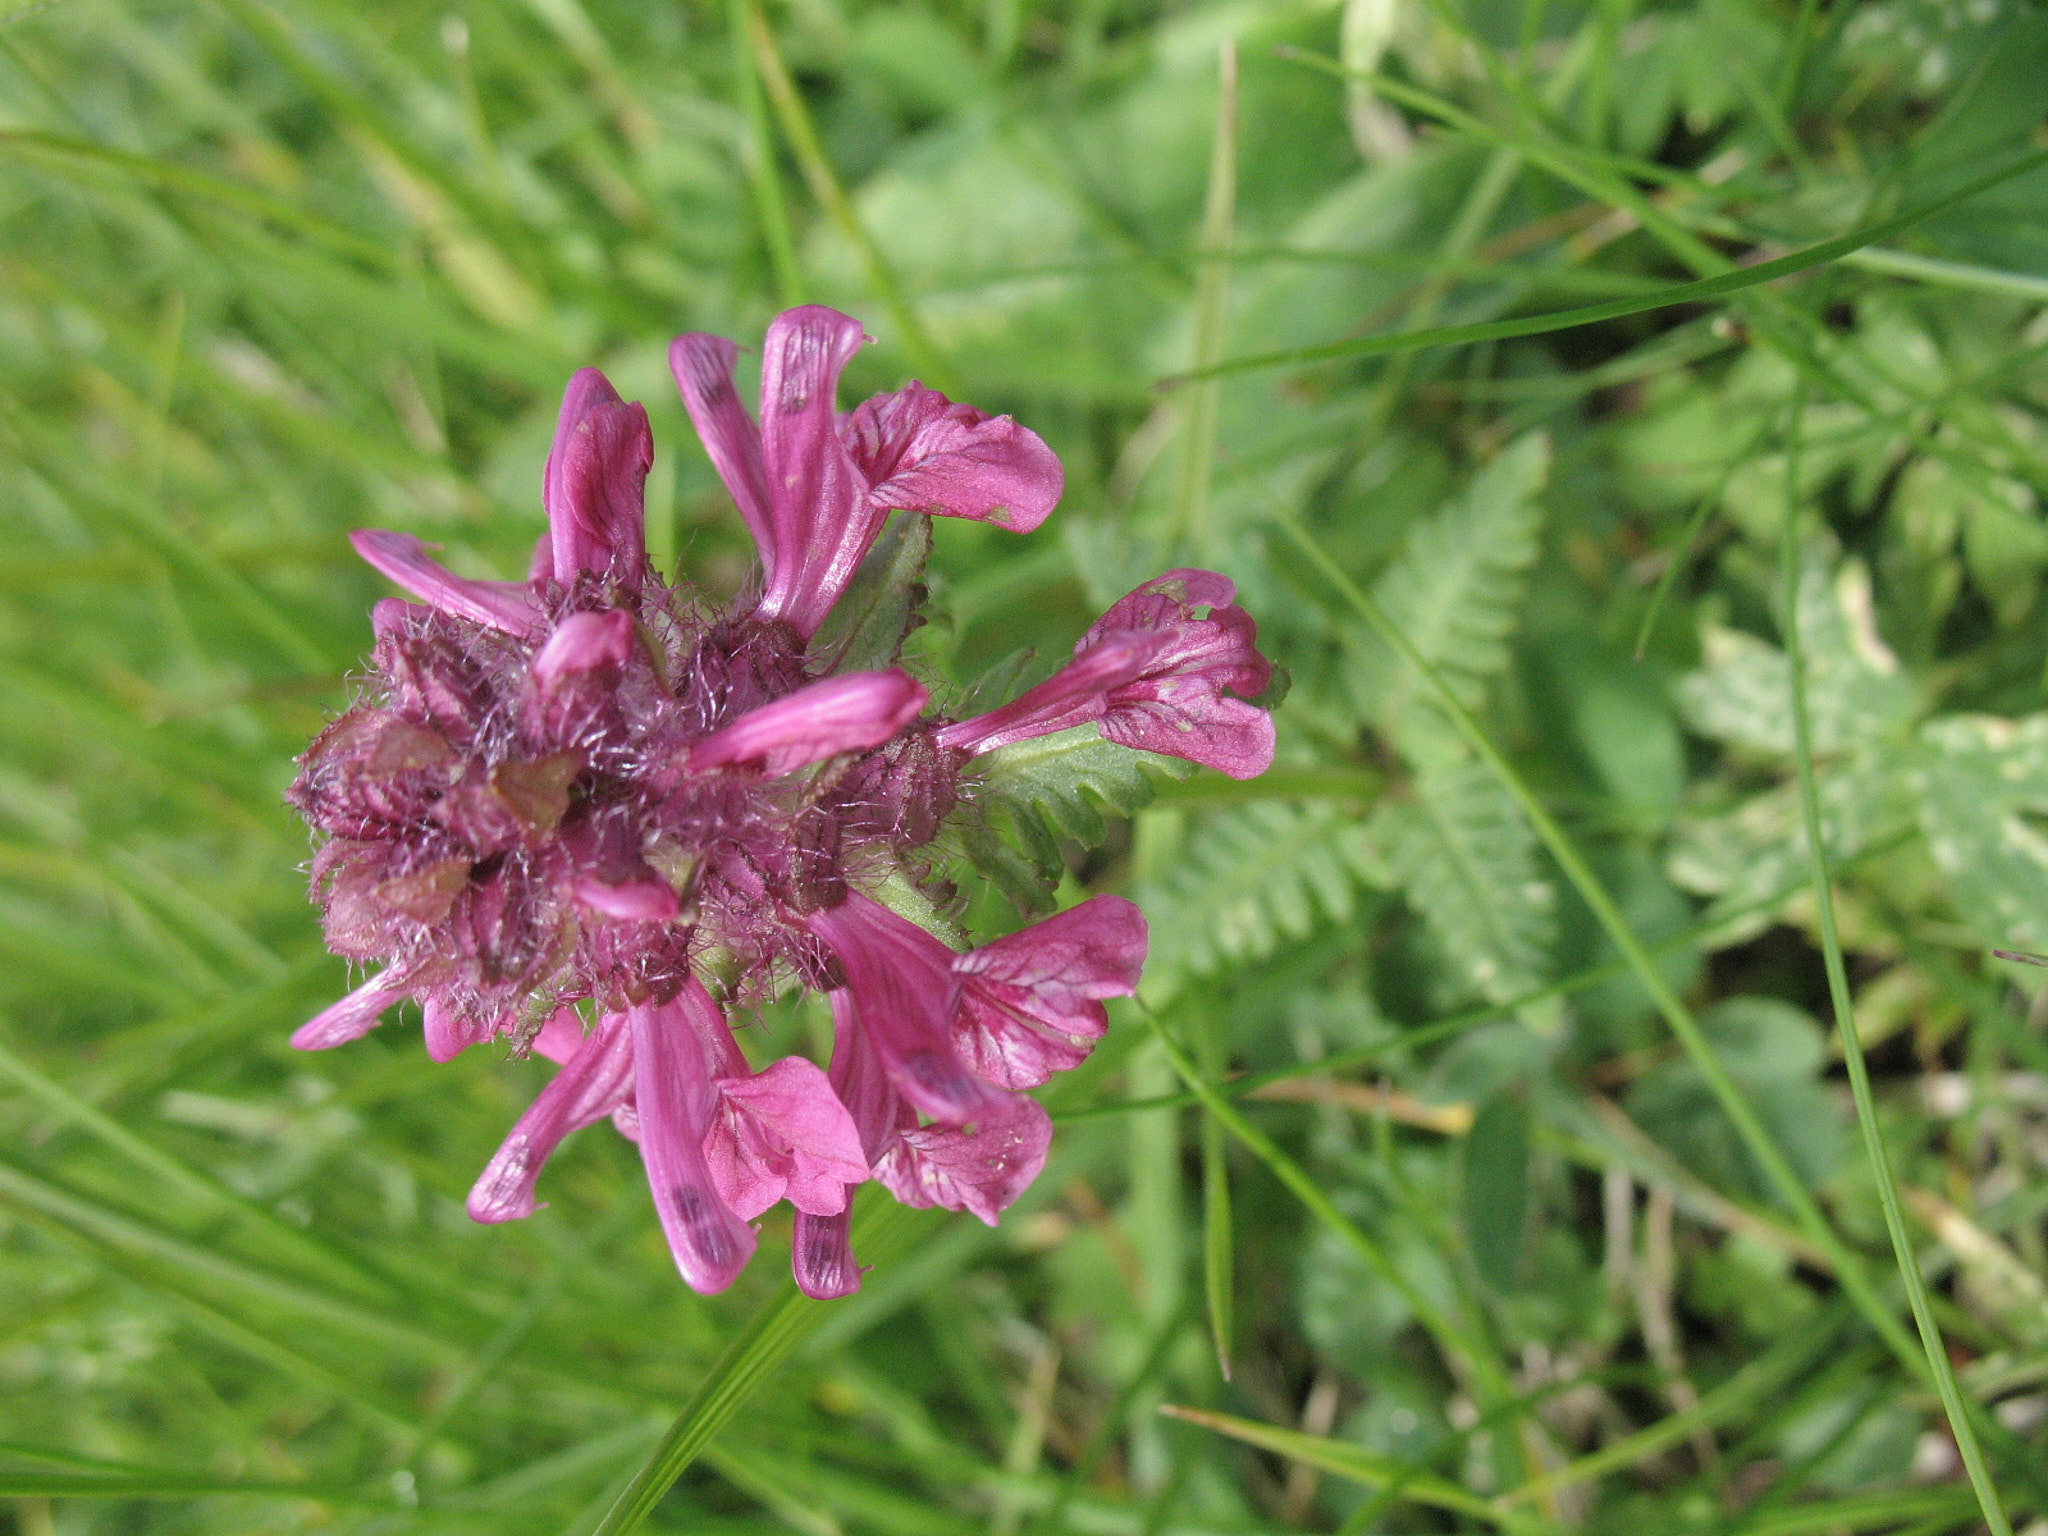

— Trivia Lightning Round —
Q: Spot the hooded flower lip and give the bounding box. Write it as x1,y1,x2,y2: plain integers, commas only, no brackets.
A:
672,306,1063,639
538,368,653,587
935,569,1276,780
290,305,1276,1299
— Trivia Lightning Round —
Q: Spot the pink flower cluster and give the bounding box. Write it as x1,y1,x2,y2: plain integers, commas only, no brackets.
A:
288,306,1272,1297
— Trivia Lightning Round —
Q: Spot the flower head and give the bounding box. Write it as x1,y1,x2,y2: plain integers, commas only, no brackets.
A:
287,306,1273,1298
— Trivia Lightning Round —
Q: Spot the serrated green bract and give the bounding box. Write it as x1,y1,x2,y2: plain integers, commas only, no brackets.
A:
805,513,932,674
963,725,1193,912
1138,801,1388,991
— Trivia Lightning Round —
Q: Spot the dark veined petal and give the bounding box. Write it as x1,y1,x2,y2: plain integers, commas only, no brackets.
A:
937,567,1275,779
951,895,1146,1090
542,367,652,583
629,983,759,1293
705,1055,869,1220
467,1010,633,1222
753,306,877,636
874,1097,1052,1225
670,333,777,573
807,893,1009,1125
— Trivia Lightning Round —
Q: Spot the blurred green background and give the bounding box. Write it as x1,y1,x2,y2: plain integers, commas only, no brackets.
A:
3,0,2048,1531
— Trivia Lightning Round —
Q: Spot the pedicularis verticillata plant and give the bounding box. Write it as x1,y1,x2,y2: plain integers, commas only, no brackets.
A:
286,306,1274,1298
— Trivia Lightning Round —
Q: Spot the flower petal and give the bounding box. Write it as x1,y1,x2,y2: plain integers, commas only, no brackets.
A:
630,984,759,1293
532,609,635,690
754,306,877,636
571,877,680,923
807,893,1009,1125
706,1056,869,1220
690,670,929,776
843,382,1062,532
932,635,1166,756
467,1010,634,1222
670,333,776,572
951,895,1146,1090
350,529,540,635
291,968,411,1050
875,1097,1051,1225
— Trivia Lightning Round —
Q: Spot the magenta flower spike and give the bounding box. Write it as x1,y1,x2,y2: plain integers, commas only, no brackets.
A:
287,307,1276,1298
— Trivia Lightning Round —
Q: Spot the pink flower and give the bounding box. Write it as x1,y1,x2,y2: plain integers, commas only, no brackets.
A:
287,306,1273,1297
671,307,1062,638
793,892,1140,1289
937,570,1274,780
467,983,865,1294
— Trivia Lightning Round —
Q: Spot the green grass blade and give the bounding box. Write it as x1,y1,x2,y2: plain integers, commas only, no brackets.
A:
1155,1405,1539,1532
585,1196,924,1536
1777,385,2013,1536
1163,144,2048,383
745,0,956,394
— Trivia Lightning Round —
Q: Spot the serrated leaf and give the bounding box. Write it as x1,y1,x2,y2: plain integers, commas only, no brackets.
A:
1676,556,1920,756
1140,801,1387,986
1373,758,1555,1009
966,726,1194,910
1668,751,1904,946
1911,713,2048,951
806,512,932,674
1349,433,1549,756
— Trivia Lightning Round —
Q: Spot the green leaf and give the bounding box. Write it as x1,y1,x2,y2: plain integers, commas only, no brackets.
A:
1461,1093,1530,1293
965,725,1193,911
1156,1404,1535,1531
807,513,932,674
1676,556,1920,756
1911,712,2048,952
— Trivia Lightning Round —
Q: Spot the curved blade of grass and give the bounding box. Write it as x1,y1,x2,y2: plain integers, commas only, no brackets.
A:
1499,1300,1847,1507
585,1195,924,1536
726,0,802,304
0,1031,401,1304
1138,1006,1514,1408
1163,128,2048,384
1156,1405,1539,1533
1269,511,1932,1379
0,130,398,268
745,0,956,395
1777,384,2012,1536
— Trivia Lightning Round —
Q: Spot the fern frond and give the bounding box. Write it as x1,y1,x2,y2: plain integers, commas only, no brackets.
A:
1141,801,1388,988
1348,433,1549,755
1372,757,1555,1008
